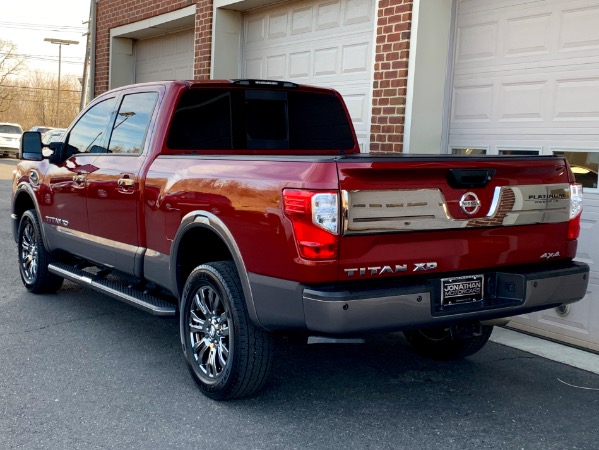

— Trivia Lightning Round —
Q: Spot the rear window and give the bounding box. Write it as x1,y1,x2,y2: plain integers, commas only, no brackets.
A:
0,124,22,134
167,88,354,151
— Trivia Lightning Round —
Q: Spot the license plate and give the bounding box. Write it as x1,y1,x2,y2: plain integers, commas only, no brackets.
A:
441,275,484,306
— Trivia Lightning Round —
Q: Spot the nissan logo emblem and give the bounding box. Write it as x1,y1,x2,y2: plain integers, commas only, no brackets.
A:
459,192,481,215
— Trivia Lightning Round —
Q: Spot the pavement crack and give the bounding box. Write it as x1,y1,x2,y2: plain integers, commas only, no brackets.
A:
491,355,538,363
0,312,114,337
557,378,599,391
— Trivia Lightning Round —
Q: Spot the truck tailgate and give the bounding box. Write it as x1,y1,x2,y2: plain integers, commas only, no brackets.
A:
336,155,577,281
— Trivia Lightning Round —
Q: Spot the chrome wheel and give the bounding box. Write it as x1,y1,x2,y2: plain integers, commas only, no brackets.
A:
17,210,63,293
189,285,231,380
20,219,39,284
180,262,273,400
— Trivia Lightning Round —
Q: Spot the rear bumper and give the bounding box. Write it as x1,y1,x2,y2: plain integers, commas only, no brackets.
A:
249,261,589,334
0,145,19,156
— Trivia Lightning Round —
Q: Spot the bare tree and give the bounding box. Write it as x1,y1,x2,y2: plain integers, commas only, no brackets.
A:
0,70,81,130
0,39,26,112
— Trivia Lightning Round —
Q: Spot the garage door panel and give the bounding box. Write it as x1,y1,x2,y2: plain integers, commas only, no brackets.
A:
554,77,599,121
577,208,599,268
538,296,592,335
291,7,313,34
266,55,286,79
451,0,599,350
456,0,599,71
458,0,549,15
243,0,374,151
345,0,373,24
342,91,368,125
268,12,288,38
313,47,338,77
451,84,494,123
451,71,599,133
289,51,311,78
498,81,547,122
456,22,499,63
246,16,266,43
560,3,599,51
245,58,263,79
342,43,370,74
505,13,552,58
135,30,194,83
317,0,342,30
244,35,373,79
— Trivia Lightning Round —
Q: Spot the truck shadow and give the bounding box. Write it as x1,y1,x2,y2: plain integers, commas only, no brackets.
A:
9,281,599,450
12,281,595,412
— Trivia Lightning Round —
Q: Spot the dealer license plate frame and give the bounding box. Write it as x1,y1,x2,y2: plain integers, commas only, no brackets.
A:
441,274,484,306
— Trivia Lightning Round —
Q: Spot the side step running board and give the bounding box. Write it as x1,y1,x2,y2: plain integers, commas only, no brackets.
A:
48,262,177,317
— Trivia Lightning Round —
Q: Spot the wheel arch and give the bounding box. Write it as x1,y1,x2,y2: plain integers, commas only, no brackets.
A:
12,184,46,246
170,210,263,329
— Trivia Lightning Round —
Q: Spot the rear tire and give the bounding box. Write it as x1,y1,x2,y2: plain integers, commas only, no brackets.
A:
403,325,493,360
17,210,64,294
180,261,273,400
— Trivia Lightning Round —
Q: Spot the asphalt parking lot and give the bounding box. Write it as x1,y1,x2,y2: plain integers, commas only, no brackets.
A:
1,157,598,449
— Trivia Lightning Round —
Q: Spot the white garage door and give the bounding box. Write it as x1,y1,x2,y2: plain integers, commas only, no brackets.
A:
449,0,599,350
242,0,375,151
135,30,194,83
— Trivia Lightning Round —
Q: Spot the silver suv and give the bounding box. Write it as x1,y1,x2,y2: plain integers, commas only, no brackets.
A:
0,123,23,158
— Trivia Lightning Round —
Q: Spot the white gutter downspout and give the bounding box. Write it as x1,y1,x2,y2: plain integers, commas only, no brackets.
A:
402,0,420,154
88,0,99,102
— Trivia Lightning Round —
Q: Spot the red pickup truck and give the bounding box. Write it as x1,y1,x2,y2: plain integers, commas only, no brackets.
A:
12,80,589,400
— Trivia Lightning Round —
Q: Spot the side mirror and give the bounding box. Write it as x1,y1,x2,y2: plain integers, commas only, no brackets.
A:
48,142,67,165
20,132,43,161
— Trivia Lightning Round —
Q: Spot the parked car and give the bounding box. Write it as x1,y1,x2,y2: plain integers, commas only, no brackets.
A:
41,128,66,145
29,126,54,135
0,122,23,158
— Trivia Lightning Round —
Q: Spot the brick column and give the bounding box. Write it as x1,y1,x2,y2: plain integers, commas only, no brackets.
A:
371,0,413,153
94,0,212,96
193,1,213,80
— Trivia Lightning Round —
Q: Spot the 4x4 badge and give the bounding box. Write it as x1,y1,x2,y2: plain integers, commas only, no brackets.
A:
459,192,481,215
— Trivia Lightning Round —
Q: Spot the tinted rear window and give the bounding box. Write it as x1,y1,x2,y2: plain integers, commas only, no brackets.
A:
0,125,22,134
167,88,354,151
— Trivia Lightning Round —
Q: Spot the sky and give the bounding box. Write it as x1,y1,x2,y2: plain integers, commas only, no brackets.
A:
1,0,91,78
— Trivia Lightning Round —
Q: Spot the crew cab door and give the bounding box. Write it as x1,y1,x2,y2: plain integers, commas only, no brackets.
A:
84,90,159,275
44,97,117,254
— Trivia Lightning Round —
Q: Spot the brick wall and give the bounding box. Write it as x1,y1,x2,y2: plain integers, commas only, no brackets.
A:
370,0,413,153
94,0,212,96
94,0,413,153
193,1,212,79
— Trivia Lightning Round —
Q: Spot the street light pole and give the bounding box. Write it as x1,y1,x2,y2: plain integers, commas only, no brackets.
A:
44,38,79,127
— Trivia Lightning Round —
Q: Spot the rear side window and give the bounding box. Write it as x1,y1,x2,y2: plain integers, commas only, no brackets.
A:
287,91,354,150
167,88,354,151
108,92,158,155
168,90,232,150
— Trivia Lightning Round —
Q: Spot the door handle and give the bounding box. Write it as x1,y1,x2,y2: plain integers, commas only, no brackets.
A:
117,178,135,187
72,174,86,184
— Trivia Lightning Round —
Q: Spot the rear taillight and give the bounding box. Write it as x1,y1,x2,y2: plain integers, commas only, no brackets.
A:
568,183,583,240
283,189,339,260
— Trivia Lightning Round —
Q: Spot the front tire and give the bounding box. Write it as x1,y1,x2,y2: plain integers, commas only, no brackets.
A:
17,210,64,293
403,325,493,360
180,261,273,400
